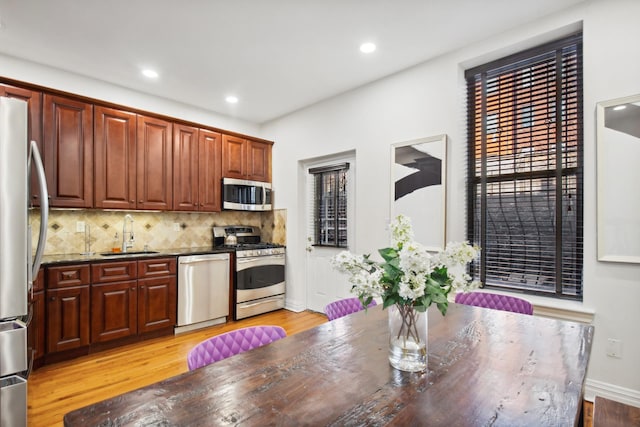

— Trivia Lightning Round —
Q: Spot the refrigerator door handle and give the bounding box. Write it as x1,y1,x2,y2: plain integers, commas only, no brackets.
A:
29,140,48,280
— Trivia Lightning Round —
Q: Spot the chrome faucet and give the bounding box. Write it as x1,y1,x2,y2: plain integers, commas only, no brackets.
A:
122,214,135,253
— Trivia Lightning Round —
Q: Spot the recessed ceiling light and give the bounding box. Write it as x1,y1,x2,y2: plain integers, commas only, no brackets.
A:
613,105,627,111
225,95,239,104
142,69,159,79
360,42,376,54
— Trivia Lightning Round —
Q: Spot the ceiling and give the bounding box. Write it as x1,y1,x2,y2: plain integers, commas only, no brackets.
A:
0,0,585,124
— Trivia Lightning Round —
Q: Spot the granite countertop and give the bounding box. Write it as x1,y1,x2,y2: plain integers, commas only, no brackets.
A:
40,247,233,265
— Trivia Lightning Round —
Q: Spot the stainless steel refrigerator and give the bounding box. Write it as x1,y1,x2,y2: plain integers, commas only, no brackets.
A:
0,97,49,426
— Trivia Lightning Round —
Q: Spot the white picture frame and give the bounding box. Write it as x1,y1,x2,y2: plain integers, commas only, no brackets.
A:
390,134,447,251
596,94,640,263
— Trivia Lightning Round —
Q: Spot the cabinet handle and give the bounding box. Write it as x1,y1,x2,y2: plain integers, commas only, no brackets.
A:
139,200,143,203
49,296,56,301
130,287,135,291
130,200,134,203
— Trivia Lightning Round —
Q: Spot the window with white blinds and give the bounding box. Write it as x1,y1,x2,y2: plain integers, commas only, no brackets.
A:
465,33,583,299
309,163,349,247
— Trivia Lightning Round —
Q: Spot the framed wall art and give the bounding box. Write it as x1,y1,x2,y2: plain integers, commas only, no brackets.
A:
390,134,447,251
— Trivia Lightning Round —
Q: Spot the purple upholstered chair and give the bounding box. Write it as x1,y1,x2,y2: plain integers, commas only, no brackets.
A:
187,325,287,370
324,297,377,321
455,291,533,315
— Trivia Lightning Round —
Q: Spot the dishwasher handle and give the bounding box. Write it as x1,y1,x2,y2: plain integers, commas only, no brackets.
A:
179,255,229,265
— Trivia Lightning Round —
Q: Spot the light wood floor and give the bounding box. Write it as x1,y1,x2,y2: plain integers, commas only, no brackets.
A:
28,309,594,426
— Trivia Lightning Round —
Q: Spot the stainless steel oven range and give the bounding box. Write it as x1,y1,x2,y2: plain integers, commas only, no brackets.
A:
213,226,285,320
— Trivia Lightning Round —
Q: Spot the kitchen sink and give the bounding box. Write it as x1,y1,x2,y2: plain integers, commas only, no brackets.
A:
99,251,159,257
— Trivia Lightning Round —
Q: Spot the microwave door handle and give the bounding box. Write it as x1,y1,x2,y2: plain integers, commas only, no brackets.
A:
262,185,267,209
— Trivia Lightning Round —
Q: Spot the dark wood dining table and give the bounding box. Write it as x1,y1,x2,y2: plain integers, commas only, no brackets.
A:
64,303,594,426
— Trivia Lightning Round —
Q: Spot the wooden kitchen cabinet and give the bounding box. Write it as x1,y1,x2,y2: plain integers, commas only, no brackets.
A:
91,280,138,343
46,264,91,353
95,110,173,210
90,258,176,342
137,258,177,334
0,84,43,206
90,261,138,343
138,276,177,334
173,125,222,211
94,106,137,209
28,268,45,366
222,134,271,182
137,115,173,210
43,94,93,208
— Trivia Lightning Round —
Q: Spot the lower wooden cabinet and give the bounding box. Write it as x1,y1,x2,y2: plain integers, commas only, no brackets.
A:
138,276,177,334
28,269,46,365
41,257,177,364
91,280,138,343
46,285,90,353
28,290,46,363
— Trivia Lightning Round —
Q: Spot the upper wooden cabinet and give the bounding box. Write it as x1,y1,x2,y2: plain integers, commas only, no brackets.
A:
137,115,173,210
43,94,93,208
173,125,222,211
199,129,223,211
0,84,43,205
94,106,137,209
222,135,271,182
95,110,173,210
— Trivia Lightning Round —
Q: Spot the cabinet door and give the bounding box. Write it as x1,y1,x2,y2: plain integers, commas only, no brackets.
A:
46,286,90,353
137,115,173,210
222,134,246,179
172,124,199,211
91,281,137,343
198,129,222,211
0,84,43,206
247,140,272,182
43,94,93,208
94,106,137,209
28,291,46,362
27,269,45,362
138,276,177,334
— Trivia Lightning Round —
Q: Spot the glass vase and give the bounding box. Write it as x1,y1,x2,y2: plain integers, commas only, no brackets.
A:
388,304,428,372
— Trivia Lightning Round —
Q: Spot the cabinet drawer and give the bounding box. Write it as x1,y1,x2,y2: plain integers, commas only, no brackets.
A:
47,265,90,289
92,261,137,283
138,257,177,278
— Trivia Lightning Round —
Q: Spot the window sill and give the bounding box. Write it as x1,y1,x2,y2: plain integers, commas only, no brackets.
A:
457,289,595,324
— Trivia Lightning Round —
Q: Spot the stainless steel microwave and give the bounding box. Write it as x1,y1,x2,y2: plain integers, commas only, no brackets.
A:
222,177,272,211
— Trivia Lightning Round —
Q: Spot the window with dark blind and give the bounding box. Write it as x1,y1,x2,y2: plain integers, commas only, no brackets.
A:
465,33,583,299
309,163,349,247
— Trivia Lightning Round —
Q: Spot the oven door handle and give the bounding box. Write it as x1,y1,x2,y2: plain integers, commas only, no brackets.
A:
236,254,285,266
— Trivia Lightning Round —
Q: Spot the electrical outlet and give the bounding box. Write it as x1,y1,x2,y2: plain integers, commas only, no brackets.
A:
173,222,181,232
606,338,622,358
76,221,85,233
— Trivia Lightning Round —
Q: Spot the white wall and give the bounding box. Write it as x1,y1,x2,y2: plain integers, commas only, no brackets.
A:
0,54,260,136
263,0,640,402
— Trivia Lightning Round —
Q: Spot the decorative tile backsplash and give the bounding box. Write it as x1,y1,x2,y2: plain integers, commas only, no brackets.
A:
30,209,287,255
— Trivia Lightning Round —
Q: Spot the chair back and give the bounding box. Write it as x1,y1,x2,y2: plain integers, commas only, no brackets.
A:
455,291,533,315
187,325,287,370
324,297,377,321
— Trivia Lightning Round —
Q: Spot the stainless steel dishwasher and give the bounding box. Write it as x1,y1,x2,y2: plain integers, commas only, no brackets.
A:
176,253,230,334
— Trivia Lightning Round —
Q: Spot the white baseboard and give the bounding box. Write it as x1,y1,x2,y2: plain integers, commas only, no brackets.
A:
585,378,640,407
284,298,306,313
